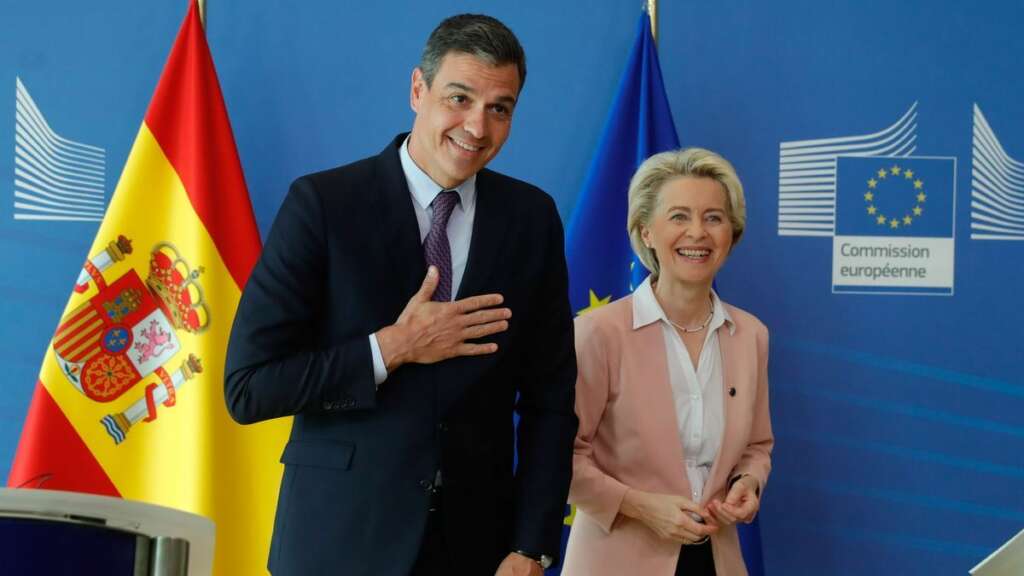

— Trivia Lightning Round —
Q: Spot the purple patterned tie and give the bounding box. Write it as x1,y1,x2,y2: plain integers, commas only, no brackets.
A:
423,190,459,302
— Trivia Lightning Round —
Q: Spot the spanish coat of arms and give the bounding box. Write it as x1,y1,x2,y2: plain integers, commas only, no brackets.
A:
54,236,207,444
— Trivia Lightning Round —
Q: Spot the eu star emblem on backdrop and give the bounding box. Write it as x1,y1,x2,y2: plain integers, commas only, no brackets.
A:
558,9,765,576
7,2,291,574
832,155,956,295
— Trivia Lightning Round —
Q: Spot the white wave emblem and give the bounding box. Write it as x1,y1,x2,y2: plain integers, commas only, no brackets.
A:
777,103,918,237
971,104,1024,241
13,77,106,221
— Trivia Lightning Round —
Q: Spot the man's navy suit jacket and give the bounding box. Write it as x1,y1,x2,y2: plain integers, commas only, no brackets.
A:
225,134,578,576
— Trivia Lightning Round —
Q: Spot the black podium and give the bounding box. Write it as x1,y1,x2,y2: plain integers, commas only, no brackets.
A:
0,488,214,575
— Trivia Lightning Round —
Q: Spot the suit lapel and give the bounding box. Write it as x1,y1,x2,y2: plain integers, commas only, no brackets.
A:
373,134,427,304
456,169,509,299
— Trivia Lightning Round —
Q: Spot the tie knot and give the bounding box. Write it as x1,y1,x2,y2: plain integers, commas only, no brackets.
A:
430,190,459,228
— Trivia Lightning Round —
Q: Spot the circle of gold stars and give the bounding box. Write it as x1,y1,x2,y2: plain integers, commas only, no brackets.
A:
864,164,926,230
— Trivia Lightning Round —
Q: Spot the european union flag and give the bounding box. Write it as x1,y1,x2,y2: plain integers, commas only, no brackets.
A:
557,10,766,576
564,11,679,316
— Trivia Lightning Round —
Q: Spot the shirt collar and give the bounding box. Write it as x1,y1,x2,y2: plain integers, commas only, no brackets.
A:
399,136,476,212
632,275,735,335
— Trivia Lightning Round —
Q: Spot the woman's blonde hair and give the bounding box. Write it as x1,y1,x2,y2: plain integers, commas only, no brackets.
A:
627,147,746,280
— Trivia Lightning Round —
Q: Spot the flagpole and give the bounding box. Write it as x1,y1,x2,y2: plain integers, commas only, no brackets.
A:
647,0,657,42
197,0,206,28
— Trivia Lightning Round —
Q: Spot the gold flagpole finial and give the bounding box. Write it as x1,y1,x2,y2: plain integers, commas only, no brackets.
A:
197,0,206,28
647,0,658,43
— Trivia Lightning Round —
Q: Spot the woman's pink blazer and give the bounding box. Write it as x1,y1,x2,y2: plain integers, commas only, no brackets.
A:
563,295,773,576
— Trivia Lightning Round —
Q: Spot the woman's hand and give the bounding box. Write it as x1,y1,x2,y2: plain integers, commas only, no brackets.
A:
620,488,718,544
707,475,760,526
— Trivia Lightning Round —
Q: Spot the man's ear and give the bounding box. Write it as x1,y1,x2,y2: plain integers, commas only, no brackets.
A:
410,67,426,113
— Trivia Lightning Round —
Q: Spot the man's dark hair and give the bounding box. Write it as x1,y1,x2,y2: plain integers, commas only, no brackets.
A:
419,14,527,91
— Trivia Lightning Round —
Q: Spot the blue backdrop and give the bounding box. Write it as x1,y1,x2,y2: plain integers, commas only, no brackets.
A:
2,2,1022,574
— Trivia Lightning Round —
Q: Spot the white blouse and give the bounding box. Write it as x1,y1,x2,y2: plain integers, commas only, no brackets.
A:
631,276,734,504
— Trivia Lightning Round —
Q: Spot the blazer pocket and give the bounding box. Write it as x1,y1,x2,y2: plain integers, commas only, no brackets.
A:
279,440,355,471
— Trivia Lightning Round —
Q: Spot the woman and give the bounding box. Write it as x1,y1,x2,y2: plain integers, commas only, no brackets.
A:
563,148,773,576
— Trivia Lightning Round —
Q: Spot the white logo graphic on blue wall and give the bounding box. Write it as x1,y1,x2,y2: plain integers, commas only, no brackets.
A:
13,77,106,222
971,104,1024,241
832,156,955,295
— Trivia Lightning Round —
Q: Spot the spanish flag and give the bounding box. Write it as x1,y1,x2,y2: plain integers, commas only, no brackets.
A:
8,2,290,574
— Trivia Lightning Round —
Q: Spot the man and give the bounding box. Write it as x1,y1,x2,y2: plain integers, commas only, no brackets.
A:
225,14,577,576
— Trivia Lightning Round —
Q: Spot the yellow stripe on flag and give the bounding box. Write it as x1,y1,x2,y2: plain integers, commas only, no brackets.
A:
40,124,289,575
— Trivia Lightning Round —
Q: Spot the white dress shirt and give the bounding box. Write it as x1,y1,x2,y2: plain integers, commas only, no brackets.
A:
632,276,734,504
367,137,478,385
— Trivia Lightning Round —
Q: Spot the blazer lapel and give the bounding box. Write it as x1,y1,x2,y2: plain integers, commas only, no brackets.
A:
705,324,741,501
373,134,428,304
632,320,694,499
455,169,509,299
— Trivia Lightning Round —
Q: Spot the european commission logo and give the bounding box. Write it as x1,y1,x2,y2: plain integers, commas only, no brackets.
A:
773,101,1024,296
832,156,956,295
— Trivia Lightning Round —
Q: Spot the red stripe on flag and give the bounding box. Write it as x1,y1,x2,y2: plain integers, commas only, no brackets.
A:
144,0,261,289
8,383,120,496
